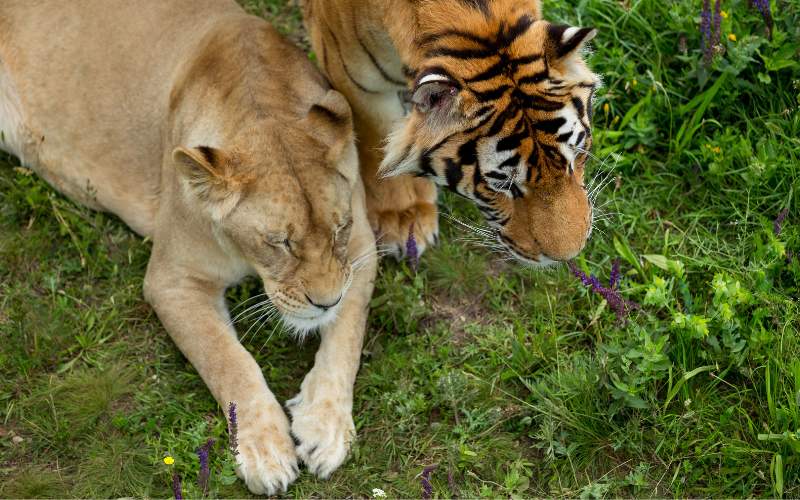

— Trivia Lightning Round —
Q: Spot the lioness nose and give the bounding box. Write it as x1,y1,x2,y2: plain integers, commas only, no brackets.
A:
305,293,342,311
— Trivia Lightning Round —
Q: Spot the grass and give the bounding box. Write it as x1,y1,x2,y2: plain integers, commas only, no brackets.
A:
1,0,799,497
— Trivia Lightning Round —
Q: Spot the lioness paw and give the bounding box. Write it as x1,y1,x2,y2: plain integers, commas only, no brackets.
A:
235,422,299,495
287,393,355,479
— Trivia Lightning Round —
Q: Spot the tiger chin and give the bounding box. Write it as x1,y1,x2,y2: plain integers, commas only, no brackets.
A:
302,0,600,266
0,0,377,495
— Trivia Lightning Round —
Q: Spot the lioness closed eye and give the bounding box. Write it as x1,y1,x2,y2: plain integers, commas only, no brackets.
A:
0,0,377,494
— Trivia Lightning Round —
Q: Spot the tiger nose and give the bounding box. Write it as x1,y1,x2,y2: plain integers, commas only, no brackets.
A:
305,293,342,311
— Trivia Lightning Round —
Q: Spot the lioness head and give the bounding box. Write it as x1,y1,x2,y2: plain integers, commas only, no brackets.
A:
173,90,359,333
381,2,600,266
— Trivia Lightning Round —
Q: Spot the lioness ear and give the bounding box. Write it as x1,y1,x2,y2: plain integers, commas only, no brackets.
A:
307,90,354,160
172,146,244,220
547,25,597,60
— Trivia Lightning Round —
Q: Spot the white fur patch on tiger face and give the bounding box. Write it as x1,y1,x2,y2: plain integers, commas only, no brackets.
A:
477,137,527,195
555,103,589,169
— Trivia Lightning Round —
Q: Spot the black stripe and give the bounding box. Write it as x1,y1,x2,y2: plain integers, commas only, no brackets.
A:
473,84,511,102
572,97,586,118
499,153,521,169
557,132,573,143
497,131,526,152
445,159,464,190
534,117,567,134
355,29,405,86
514,91,564,111
464,60,506,83
500,15,534,46
426,46,498,60
510,184,524,199
458,139,478,165
326,26,378,94
485,171,508,180
558,27,595,58
419,151,436,177
517,71,549,85
511,54,544,65
419,29,493,48
487,106,516,136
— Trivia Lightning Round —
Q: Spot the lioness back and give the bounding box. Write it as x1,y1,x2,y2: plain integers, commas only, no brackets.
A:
0,0,326,236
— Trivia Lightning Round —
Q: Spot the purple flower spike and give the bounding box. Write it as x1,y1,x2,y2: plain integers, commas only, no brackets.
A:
774,208,789,236
197,438,215,496
701,0,713,63
713,0,722,45
228,402,239,456
609,258,621,290
751,0,773,38
568,261,640,324
421,464,438,499
172,473,183,500
406,225,420,272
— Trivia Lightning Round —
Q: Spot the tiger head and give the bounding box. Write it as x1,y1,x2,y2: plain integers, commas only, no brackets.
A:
381,0,600,266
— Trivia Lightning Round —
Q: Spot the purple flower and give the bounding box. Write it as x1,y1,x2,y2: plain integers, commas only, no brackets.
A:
713,0,722,46
228,402,239,456
568,261,640,324
774,208,789,236
609,258,621,290
447,469,459,498
421,464,438,499
751,0,773,38
197,438,215,496
172,473,183,500
701,0,713,63
406,225,420,272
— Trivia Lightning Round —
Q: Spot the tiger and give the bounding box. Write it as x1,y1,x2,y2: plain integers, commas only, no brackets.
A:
301,0,601,266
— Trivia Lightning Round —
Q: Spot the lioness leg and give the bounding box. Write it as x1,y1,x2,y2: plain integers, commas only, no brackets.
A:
143,269,298,496
287,198,378,478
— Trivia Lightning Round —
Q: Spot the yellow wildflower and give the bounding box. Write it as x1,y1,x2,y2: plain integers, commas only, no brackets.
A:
720,10,728,18
163,456,175,465
632,78,638,87
603,103,610,114
728,34,737,42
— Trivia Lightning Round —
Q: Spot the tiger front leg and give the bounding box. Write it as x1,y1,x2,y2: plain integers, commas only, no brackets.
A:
354,107,440,260
143,266,299,496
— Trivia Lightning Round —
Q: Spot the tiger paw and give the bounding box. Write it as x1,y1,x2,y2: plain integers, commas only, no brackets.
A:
366,176,439,260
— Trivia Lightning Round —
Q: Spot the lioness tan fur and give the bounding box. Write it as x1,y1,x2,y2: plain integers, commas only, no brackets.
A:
0,0,377,494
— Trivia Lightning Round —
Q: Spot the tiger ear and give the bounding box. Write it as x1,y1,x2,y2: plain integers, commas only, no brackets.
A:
547,25,597,60
411,73,459,115
173,146,244,219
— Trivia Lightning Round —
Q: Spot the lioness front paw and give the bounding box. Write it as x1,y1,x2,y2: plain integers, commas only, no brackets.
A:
286,393,355,479
367,176,439,259
235,419,299,495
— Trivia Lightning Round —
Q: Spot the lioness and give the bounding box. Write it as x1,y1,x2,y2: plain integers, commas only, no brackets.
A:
0,0,377,494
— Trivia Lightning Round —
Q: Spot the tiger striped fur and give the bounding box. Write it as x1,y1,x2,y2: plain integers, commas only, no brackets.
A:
301,0,600,265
